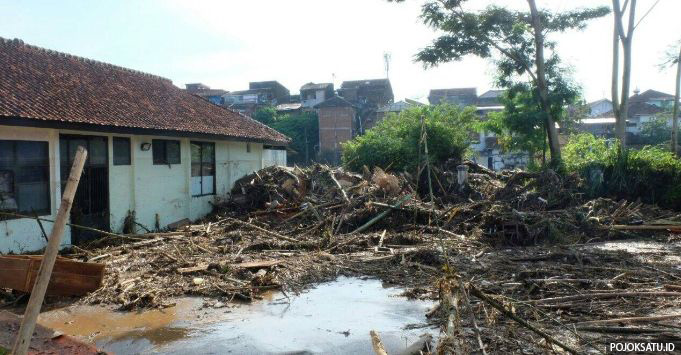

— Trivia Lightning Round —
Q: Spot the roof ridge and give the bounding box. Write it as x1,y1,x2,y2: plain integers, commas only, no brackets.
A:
0,37,172,83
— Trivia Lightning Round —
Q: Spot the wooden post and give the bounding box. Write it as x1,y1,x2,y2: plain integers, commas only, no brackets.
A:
12,146,87,355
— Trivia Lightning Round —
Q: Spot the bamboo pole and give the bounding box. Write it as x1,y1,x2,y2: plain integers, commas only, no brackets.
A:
12,146,87,355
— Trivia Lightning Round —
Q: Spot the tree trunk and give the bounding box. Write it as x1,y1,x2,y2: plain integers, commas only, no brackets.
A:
672,45,681,156
612,0,637,149
527,0,562,165
611,6,621,127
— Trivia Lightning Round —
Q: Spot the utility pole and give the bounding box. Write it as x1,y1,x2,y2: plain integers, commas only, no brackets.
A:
384,52,391,79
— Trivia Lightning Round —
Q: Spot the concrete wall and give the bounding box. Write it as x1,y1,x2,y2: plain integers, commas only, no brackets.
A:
1,126,266,253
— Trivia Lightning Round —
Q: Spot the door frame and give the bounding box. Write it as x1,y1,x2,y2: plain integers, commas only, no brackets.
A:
59,133,110,243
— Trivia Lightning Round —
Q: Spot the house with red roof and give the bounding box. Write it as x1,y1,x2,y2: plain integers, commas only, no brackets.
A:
0,38,288,253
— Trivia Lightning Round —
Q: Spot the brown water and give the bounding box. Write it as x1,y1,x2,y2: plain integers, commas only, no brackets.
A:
39,277,436,354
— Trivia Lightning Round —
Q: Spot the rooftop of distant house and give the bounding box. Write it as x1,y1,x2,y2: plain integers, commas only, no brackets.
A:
300,82,333,91
340,79,392,89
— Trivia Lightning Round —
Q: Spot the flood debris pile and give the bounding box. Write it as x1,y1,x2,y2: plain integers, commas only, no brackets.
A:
55,162,681,353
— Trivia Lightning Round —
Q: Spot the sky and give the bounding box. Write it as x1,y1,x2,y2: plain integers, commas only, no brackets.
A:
1,0,679,103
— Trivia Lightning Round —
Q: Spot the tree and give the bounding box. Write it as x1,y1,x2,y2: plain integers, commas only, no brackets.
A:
391,0,609,166
639,115,671,146
483,63,582,165
611,0,661,149
252,106,277,126
252,107,319,165
341,104,477,172
661,41,681,155
271,111,319,165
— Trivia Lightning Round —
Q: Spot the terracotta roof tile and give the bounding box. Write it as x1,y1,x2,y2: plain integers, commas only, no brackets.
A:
0,38,289,144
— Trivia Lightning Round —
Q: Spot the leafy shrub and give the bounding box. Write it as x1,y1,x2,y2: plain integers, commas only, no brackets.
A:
562,133,616,172
341,105,477,172
563,133,681,209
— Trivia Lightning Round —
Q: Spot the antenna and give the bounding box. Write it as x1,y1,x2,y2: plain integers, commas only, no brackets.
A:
383,52,391,79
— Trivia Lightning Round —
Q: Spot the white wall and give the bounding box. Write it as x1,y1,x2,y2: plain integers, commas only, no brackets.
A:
0,126,71,253
1,126,266,253
262,149,287,168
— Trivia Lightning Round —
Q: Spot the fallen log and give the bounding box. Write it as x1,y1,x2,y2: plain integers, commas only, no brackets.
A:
572,314,681,326
369,330,388,355
530,291,681,304
608,224,681,232
351,194,412,235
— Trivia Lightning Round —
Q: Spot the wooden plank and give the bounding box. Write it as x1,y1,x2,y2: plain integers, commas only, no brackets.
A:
0,256,105,296
230,260,281,269
177,264,209,274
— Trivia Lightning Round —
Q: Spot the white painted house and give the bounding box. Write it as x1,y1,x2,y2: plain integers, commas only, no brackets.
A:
0,38,289,253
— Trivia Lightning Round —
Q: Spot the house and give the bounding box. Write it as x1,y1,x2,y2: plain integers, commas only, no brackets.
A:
586,99,613,117
428,88,477,106
338,79,394,132
371,99,424,129
476,89,505,108
0,38,288,254
338,79,394,108
580,89,678,139
315,96,357,164
185,83,229,105
223,81,291,115
300,83,334,108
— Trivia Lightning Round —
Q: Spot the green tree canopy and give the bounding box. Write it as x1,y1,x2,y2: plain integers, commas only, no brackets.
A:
390,0,609,166
483,58,583,163
252,107,319,165
342,104,477,172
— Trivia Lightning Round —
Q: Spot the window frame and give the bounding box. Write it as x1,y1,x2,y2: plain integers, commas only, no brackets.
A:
190,141,216,197
112,137,131,166
0,140,51,217
152,139,181,165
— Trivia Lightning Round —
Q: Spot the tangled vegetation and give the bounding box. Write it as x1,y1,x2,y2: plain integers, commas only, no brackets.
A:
341,105,477,172
563,133,681,209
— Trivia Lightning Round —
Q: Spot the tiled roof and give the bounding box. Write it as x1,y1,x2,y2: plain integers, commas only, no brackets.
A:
0,38,288,144
429,88,477,97
340,79,391,89
629,89,675,103
429,87,478,105
478,89,505,99
595,101,665,118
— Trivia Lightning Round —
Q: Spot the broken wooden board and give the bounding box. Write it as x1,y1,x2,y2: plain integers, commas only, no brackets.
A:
230,260,281,269
177,264,209,274
0,255,105,296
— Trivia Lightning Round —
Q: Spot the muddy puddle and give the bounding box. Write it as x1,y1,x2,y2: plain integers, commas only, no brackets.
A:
39,276,436,354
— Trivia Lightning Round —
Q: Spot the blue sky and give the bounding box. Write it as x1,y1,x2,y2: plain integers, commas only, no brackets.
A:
1,0,679,102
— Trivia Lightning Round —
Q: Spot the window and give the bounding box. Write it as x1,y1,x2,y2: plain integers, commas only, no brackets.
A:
113,137,131,165
246,143,251,153
0,140,50,215
191,142,215,196
152,139,181,165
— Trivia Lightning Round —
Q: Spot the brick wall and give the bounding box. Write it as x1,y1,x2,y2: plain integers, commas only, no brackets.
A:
318,106,356,164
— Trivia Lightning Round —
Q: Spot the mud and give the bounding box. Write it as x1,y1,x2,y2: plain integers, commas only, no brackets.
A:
39,277,436,354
